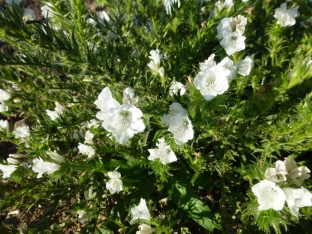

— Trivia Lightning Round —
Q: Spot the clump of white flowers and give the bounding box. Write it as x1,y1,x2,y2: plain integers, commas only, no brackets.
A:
106,171,123,194
274,3,299,27
130,198,151,222
148,138,177,164
147,49,165,78
161,103,193,145
94,87,145,144
252,156,312,217
194,54,231,100
46,102,65,121
216,15,248,56
31,158,61,178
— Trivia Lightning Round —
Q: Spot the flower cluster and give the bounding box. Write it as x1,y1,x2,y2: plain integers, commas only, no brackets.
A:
161,103,193,145
217,15,247,56
94,87,145,144
252,156,312,217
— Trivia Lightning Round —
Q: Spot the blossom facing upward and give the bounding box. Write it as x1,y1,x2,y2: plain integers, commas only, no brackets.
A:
274,3,299,27
220,32,246,56
31,158,61,178
0,164,17,178
148,138,177,164
106,171,123,194
251,180,286,211
283,187,312,217
194,56,230,101
130,198,151,221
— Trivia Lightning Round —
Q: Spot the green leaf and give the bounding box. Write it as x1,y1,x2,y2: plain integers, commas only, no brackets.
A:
166,179,220,231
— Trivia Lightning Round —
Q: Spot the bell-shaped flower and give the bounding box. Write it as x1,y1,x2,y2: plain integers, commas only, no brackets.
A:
0,164,17,178
31,158,61,178
284,156,311,186
130,198,151,221
220,32,246,56
161,102,187,126
251,180,286,211
123,87,139,105
237,56,254,76
94,87,121,122
102,104,145,144
0,120,9,133
264,160,288,183
13,126,30,138
274,3,299,27
106,171,123,194
148,138,177,164
136,224,155,234
147,49,165,78
283,187,312,217
194,61,230,101
0,89,11,102
168,113,194,145
169,81,186,96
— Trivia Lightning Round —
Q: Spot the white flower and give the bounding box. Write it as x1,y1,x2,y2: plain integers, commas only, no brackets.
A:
84,130,94,145
0,120,9,132
163,0,181,15
219,57,236,82
274,3,299,27
0,103,8,112
106,171,123,194
251,180,286,211
265,160,288,183
161,102,187,126
168,113,194,145
23,8,36,21
130,198,151,221
31,158,61,178
169,81,186,96
0,164,17,178
0,89,11,102
237,56,254,76
123,87,139,105
283,187,312,217
76,210,86,219
7,157,19,165
194,60,230,101
13,126,30,138
136,224,155,234
102,104,145,145
148,138,177,164
233,15,248,35
87,119,100,129
41,3,55,18
284,156,311,186
5,0,22,5
220,32,246,56
94,87,120,122
148,50,165,77
46,102,65,121
214,0,234,14
78,143,95,158
216,18,234,39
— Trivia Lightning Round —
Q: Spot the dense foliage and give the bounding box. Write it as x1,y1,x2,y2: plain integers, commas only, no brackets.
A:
0,0,312,233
